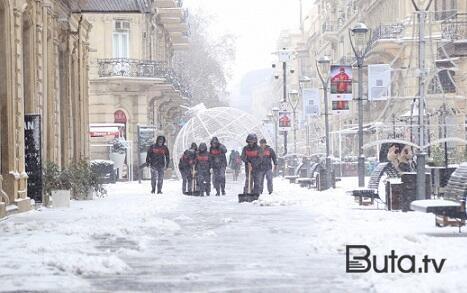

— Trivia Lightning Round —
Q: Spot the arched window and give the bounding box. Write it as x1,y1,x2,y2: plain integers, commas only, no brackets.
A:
114,110,127,138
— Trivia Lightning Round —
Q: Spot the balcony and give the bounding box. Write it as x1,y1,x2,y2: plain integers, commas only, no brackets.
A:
368,23,405,54
97,58,191,97
157,6,189,49
370,23,405,43
441,12,467,41
321,21,338,41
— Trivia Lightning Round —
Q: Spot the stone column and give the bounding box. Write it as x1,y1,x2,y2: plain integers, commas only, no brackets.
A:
10,6,30,210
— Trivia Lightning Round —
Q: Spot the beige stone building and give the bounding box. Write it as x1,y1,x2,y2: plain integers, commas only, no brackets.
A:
82,0,189,179
276,0,467,160
0,0,91,218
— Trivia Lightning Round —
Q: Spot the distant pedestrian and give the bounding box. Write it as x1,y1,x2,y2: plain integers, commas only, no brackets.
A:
210,137,227,196
258,138,277,194
241,134,262,194
196,143,212,196
229,150,242,181
146,136,170,194
179,143,197,194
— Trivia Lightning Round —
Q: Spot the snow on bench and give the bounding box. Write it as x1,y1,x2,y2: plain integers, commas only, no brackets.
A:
410,200,461,214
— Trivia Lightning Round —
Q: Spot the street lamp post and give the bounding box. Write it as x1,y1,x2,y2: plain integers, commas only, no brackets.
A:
273,48,294,156
272,107,279,155
349,22,371,188
299,77,312,155
411,0,433,200
289,90,299,154
316,56,332,190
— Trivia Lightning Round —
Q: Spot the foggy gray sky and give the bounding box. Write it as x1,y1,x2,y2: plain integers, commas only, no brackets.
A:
184,0,308,93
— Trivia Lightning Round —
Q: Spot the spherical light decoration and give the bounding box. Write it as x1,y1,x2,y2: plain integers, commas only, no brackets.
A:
173,104,271,178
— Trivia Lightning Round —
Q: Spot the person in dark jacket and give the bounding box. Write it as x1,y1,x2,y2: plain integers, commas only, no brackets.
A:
146,135,170,194
179,143,197,194
209,137,227,196
229,150,242,181
195,143,212,196
241,134,262,194
258,138,277,194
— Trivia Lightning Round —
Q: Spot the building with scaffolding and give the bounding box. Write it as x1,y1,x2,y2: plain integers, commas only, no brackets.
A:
274,0,466,165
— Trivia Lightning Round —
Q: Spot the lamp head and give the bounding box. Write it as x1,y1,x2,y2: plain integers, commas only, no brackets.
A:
317,55,331,79
351,22,370,53
289,90,299,108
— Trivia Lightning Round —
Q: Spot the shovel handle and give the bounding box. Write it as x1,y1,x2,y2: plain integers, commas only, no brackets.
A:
248,167,252,194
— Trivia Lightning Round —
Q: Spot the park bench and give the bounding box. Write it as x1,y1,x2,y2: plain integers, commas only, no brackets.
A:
297,177,316,188
285,175,299,184
296,163,321,189
411,163,467,231
350,162,399,205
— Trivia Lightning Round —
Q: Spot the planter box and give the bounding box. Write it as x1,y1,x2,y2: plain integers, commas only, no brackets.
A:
109,152,126,170
52,190,71,208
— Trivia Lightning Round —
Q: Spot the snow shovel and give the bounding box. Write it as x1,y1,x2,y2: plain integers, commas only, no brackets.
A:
186,166,201,196
238,165,259,203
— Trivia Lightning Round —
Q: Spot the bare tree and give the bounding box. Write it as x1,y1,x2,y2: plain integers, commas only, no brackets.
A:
173,11,236,107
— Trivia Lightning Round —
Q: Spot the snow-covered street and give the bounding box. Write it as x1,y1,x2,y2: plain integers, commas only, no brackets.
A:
1,178,467,293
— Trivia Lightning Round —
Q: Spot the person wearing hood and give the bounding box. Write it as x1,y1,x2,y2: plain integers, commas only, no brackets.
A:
241,134,262,194
195,143,212,196
179,143,198,194
228,149,242,181
209,137,227,196
146,135,170,194
258,138,277,194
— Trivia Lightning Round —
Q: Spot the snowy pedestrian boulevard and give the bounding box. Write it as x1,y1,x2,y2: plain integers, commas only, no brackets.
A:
1,178,467,292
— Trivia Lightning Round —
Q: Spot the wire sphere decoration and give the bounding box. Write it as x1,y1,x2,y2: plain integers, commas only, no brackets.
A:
173,104,271,179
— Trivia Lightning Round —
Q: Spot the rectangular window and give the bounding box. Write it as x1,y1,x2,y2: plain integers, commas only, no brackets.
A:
113,20,130,58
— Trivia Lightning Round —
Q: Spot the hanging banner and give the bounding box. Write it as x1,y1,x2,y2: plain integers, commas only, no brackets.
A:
332,100,350,113
278,111,292,131
330,65,352,101
368,64,391,101
24,114,42,202
302,88,321,119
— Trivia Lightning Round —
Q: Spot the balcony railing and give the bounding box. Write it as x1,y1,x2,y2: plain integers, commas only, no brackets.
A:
97,58,191,97
441,12,467,41
369,23,405,47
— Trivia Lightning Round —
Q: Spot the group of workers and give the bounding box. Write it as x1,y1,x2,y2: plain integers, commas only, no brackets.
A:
144,134,278,197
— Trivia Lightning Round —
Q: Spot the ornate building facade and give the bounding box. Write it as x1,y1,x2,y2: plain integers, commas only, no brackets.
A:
82,0,189,179
275,0,467,160
0,0,91,218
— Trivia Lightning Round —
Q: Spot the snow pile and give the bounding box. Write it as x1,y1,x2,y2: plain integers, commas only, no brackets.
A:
262,178,467,293
0,181,183,291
